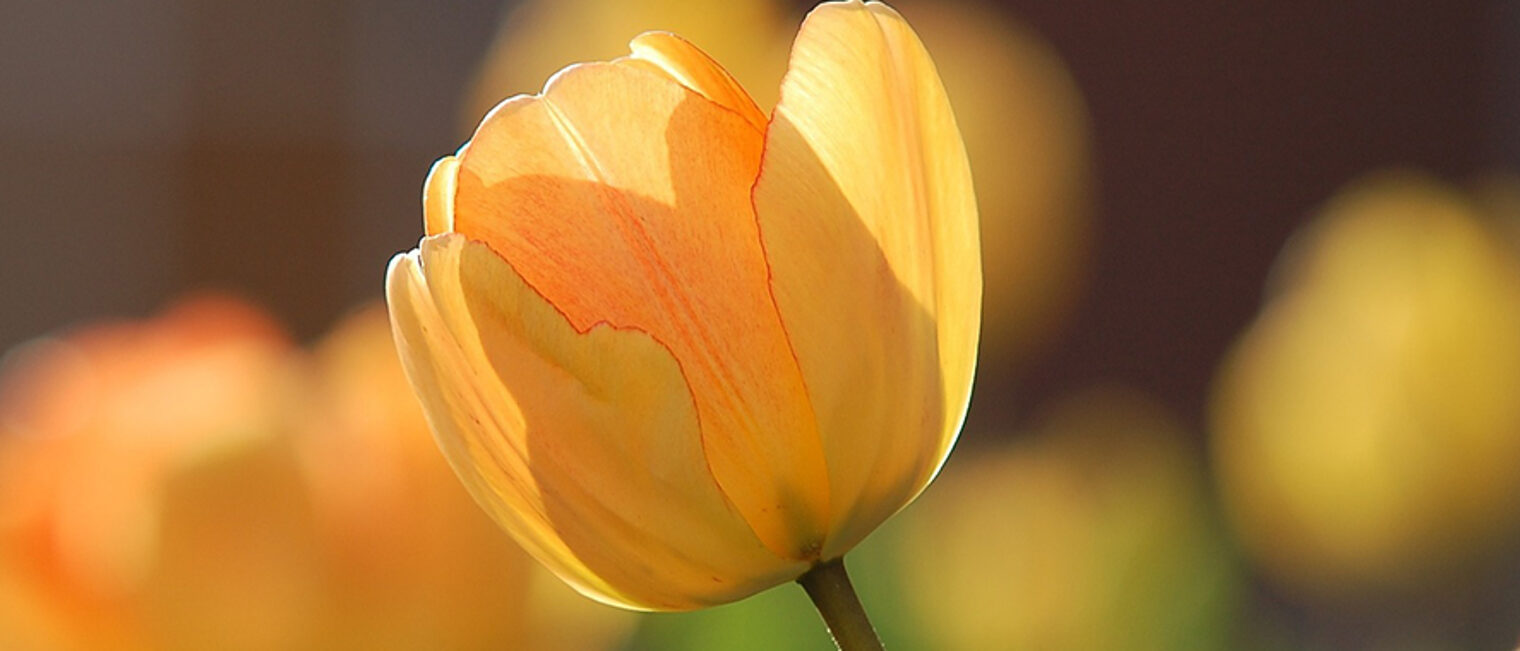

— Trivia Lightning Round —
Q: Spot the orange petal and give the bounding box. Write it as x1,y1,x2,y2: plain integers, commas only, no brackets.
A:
753,0,981,557
450,57,831,560
386,236,805,610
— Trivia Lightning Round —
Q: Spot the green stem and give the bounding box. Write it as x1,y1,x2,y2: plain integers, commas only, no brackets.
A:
797,557,884,651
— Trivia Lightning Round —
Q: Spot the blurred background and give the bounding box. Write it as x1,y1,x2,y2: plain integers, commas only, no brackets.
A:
3,0,1519,649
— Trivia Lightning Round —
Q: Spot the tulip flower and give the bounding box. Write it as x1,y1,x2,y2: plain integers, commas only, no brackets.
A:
0,297,302,651
0,298,636,650
1211,172,1520,601
385,0,979,644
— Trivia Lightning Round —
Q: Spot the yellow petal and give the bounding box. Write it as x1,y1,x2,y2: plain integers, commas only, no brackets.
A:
451,59,830,560
893,0,1091,367
752,0,981,557
386,247,610,605
387,235,807,610
423,156,459,236
625,31,768,133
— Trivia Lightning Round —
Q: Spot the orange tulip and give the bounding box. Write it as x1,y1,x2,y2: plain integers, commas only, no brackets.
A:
0,297,301,651
0,299,636,650
387,0,979,611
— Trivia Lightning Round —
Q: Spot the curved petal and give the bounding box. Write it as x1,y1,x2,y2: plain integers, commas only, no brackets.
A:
451,58,830,559
423,156,459,236
752,0,981,557
386,235,805,610
625,31,768,132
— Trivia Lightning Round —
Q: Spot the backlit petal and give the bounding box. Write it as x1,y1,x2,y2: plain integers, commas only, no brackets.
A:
423,156,459,236
752,0,981,557
450,59,831,560
386,235,805,610
625,32,768,132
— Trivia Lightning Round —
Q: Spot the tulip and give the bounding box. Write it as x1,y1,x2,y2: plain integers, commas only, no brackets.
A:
0,297,303,651
385,0,979,638
0,298,636,650
1211,172,1520,601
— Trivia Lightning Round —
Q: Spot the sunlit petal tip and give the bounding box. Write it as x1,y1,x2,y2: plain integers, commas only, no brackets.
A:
625,31,767,131
383,249,420,300
422,157,460,236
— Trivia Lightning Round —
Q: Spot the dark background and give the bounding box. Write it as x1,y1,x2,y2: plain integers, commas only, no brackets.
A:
5,0,1514,428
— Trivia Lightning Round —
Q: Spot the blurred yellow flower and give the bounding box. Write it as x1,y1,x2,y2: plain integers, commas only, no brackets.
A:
0,298,633,650
895,387,1239,651
1211,171,1520,599
388,0,980,610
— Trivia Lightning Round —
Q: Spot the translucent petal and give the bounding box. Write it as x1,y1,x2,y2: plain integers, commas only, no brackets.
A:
451,59,831,559
422,156,459,236
625,31,768,132
753,0,981,556
387,237,805,610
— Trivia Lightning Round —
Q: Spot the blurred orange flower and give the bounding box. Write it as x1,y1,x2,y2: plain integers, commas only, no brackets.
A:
0,297,302,650
1211,171,1520,599
388,0,980,610
294,304,634,649
0,298,632,650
